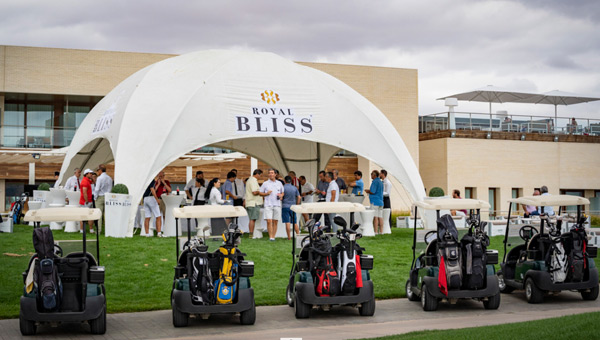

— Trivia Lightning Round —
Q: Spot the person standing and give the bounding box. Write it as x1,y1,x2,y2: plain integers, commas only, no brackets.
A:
184,171,205,202
381,169,393,227
64,168,81,191
365,170,384,234
94,164,113,233
299,175,315,223
205,178,225,205
282,176,301,240
143,177,163,237
155,171,172,217
333,169,347,194
244,169,266,237
315,171,328,202
288,171,300,189
223,171,243,206
349,170,364,195
231,169,246,205
325,171,340,231
79,169,96,234
53,171,61,189
260,169,284,241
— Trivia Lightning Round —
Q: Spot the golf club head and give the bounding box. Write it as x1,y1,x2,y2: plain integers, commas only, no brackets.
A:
351,223,360,231
333,216,347,229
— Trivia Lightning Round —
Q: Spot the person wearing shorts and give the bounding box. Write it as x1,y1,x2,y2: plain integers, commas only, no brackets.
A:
244,169,267,237
260,169,284,241
143,178,163,237
79,169,96,233
365,170,384,234
282,176,301,240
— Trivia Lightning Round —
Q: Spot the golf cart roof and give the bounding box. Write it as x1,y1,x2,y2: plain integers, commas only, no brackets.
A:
291,202,366,214
414,198,490,210
24,207,101,222
508,195,590,207
173,205,247,218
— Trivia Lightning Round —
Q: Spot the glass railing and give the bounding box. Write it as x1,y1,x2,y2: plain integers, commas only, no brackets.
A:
0,125,77,149
419,112,600,136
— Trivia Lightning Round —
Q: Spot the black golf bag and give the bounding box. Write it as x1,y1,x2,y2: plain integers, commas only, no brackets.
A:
311,234,340,297
189,239,214,305
564,225,588,282
460,227,489,289
33,227,62,311
437,215,462,290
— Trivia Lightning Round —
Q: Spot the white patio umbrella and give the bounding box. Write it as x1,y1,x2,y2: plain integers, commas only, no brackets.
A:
438,85,538,129
515,90,600,129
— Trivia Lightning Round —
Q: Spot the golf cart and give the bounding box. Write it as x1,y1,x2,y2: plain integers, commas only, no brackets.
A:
20,207,106,335
171,205,255,326
406,199,500,311
498,195,598,303
286,202,375,318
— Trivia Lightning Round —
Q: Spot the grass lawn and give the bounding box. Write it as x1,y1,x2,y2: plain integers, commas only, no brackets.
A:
362,311,600,340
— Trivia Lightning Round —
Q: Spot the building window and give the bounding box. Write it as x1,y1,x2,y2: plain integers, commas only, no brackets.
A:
464,187,475,199
2,104,26,147
489,188,498,218
511,188,522,211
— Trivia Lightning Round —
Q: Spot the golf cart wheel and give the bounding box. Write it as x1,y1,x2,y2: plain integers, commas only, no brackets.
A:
359,297,376,316
19,313,36,336
294,293,311,318
286,284,295,307
483,292,501,310
406,279,420,302
420,283,438,311
172,304,189,327
525,277,544,304
581,286,599,301
240,301,256,325
497,271,514,294
90,304,107,334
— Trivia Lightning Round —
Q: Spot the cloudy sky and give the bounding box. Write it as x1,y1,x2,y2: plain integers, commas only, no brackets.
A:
2,0,599,119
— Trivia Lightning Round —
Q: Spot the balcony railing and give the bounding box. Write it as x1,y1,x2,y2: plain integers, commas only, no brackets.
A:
0,125,77,149
419,112,600,136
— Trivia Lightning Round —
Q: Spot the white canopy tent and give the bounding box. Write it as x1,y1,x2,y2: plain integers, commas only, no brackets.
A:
58,50,425,233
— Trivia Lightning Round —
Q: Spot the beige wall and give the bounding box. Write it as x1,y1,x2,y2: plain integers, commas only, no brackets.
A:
420,137,600,216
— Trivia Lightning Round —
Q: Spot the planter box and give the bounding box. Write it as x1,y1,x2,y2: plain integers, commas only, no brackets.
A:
104,193,133,238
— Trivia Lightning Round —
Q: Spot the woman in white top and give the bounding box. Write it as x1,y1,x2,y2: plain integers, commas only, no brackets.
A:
204,178,225,205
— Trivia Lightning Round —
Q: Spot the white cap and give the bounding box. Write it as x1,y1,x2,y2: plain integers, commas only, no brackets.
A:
83,168,95,175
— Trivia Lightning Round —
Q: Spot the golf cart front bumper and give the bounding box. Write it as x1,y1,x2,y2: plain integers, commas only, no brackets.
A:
422,275,500,299
20,294,105,322
295,280,374,305
172,287,254,314
527,267,599,291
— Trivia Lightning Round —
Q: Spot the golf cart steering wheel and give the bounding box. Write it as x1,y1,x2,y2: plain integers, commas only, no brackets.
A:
54,244,63,257
519,225,538,241
424,230,437,245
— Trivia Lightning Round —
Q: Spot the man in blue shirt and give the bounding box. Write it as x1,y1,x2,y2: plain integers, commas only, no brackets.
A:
349,170,364,195
365,170,384,234
282,176,301,240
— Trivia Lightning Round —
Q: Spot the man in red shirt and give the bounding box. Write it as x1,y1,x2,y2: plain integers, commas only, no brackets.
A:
79,169,96,233
154,171,172,217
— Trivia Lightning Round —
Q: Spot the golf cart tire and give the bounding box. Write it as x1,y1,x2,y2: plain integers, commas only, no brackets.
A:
525,277,544,304
19,313,36,336
406,279,420,302
240,301,256,325
295,294,311,319
172,304,189,327
581,285,599,301
359,297,376,316
498,271,515,294
89,304,106,335
483,292,501,310
286,284,295,307
421,284,439,311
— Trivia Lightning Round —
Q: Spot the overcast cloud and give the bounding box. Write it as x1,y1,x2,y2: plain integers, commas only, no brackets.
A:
1,0,599,118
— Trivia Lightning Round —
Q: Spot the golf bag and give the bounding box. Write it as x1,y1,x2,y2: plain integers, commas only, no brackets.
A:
311,235,340,297
189,241,214,305
565,226,587,282
214,244,239,304
460,231,489,289
548,237,568,283
33,227,62,311
437,215,462,290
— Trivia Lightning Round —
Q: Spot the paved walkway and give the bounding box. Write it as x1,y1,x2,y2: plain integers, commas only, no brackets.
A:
2,291,599,340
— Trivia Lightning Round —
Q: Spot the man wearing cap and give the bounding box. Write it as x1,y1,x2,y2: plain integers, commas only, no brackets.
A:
94,164,113,233
79,169,96,233
64,168,81,191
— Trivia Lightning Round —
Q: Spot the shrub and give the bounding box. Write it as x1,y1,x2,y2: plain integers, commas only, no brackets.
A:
428,187,445,197
591,215,600,228
37,183,50,191
111,184,129,195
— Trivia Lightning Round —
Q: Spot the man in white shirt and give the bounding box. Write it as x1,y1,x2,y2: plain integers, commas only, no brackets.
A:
245,169,268,236
184,171,204,201
64,168,81,191
538,185,555,216
381,169,393,227
259,168,284,241
231,169,246,203
94,164,113,233
325,171,340,232
299,175,315,224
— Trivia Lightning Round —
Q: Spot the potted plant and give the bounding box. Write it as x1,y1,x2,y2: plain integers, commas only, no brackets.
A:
104,183,133,238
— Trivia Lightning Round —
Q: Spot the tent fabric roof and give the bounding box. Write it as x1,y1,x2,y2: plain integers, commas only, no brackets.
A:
59,50,425,234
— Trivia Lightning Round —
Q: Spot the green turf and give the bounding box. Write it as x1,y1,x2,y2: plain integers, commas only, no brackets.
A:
361,311,600,340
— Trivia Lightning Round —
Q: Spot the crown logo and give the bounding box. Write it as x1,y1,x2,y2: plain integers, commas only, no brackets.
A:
261,90,279,105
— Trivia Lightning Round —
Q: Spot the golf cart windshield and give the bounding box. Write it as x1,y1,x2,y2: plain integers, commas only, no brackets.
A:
24,207,102,222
